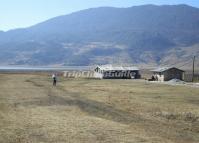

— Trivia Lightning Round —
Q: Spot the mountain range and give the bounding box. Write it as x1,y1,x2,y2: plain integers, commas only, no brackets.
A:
0,4,198,68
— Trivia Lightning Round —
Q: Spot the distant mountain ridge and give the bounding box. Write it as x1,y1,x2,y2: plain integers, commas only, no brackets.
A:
0,4,198,67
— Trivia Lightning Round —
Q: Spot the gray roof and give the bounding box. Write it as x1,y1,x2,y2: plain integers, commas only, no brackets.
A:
96,65,139,71
151,67,184,72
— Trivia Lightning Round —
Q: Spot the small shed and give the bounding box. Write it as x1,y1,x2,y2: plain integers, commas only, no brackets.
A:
94,65,140,79
151,67,185,81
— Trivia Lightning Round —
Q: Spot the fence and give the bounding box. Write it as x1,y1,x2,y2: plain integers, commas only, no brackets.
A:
184,73,199,82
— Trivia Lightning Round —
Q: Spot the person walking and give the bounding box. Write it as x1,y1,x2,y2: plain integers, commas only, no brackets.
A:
52,73,57,86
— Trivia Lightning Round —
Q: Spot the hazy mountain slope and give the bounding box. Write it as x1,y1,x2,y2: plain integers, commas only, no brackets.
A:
0,4,199,66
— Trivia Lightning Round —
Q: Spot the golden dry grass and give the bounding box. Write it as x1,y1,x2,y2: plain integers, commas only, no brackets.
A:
0,73,199,143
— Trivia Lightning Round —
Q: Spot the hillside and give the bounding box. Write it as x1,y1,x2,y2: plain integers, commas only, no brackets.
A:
0,4,198,67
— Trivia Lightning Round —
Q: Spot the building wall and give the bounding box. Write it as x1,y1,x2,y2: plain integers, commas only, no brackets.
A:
163,68,184,81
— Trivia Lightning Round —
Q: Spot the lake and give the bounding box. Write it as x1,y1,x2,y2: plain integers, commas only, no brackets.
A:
0,66,91,72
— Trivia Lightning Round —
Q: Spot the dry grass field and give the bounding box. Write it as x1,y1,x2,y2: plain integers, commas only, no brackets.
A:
0,73,199,143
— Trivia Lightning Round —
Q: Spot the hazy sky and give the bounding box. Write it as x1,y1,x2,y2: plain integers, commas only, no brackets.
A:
0,0,198,31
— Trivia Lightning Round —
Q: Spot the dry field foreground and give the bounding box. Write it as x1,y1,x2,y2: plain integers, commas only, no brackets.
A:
0,73,199,143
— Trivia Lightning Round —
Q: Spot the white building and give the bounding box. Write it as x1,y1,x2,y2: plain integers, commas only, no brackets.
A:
94,65,140,79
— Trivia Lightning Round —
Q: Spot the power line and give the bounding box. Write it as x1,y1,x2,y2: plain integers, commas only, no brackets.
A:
177,60,192,68
157,55,198,70
169,60,189,67
159,61,181,67
159,58,192,68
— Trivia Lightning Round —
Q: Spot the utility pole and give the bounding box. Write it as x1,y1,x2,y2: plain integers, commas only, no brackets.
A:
192,56,195,82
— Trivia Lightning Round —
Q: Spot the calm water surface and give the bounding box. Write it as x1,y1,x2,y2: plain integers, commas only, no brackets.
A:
0,66,91,71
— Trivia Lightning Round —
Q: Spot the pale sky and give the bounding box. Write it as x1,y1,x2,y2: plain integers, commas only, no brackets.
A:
0,0,198,31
